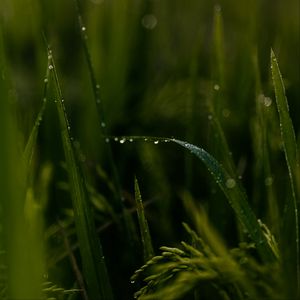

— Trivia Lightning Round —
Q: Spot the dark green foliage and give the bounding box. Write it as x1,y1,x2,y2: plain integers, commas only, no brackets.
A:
0,1,299,299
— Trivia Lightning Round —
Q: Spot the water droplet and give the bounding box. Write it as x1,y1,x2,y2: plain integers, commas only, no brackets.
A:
105,138,110,143
129,138,133,142
114,137,119,142
48,65,53,70
61,99,65,103
120,138,126,144
263,97,272,107
141,14,157,30
213,84,220,91
154,140,159,144
144,138,148,142
43,98,47,103
131,280,135,284
208,115,213,120
67,126,71,130
226,178,236,189
238,175,242,180
101,122,106,128
96,84,100,89
81,26,86,31
264,177,273,186
44,78,48,83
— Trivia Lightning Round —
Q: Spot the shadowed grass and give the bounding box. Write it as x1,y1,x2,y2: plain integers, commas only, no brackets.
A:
48,46,113,300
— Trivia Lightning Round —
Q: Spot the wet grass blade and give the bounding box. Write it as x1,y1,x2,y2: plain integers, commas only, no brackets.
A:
270,49,299,292
134,177,154,262
23,60,49,172
108,135,277,263
172,139,277,264
48,47,113,300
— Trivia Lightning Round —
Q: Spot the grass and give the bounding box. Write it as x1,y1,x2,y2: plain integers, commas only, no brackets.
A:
0,0,299,299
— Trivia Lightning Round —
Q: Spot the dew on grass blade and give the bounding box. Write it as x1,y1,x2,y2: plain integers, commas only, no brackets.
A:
141,14,157,30
225,177,235,188
120,138,126,144
154,141,159,144
48,65,53,70
214,84,220,91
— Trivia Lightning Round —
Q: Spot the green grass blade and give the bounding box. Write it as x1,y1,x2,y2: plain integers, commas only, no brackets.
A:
270,49,299,292
0,27,44,300
173,139,277,263
134,177,154,262
108,135,277,263
23,62,49,172
48,48,113,300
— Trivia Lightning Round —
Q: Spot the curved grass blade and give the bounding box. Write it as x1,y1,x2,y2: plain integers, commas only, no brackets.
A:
110,135,277,263
173,139,277,263
23,58,50,172
270,49,299,292
134,177,154,262
48,47,113,300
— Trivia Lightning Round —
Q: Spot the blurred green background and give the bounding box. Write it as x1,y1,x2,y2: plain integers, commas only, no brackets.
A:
0,0,299,299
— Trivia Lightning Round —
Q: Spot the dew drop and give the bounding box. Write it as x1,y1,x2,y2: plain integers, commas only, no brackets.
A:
105,138,110,143
48,65,53,70
43,98,47,103
144,138,148,142
208,115,213,120
213,84,220,91
61,99,65,103
44,78,48,83
226,178,236,189
101,122,106,128
264,177,273,186
131,280,135,284
141,14,157,30
96,84,100,89
81,26,86,32
114,137,119,142
67,126,71,131
129,138,133,142
120,138,126,144
263,97,272,107
154,140,159,144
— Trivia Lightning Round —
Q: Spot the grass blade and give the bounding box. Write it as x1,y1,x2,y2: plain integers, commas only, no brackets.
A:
23,60,49,172
134,177,154,262
270,49,299,293
108,135,278,264
0,27,44,300
48,47,113,300
172,139,277,264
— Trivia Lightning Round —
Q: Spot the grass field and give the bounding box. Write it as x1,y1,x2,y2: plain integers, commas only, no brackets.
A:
0,0,299,299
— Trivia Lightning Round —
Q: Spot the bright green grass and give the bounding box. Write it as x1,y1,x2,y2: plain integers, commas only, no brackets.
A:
0,1,299,299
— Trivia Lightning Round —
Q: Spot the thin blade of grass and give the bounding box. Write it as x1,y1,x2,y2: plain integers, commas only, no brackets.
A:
270,49,299,292
23,58,50,172
134,177,154,262
109,135,277,263
48,47,113,300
